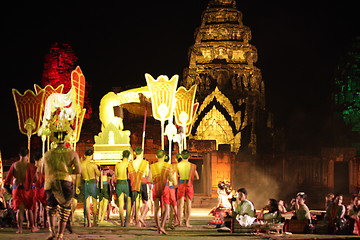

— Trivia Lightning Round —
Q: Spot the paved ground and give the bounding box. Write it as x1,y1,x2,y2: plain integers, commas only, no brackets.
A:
0,208,359,240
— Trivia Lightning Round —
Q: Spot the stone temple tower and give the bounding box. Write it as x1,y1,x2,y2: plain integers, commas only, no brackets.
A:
182,0,267,154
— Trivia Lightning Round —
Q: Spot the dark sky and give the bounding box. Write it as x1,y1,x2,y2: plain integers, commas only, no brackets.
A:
1,0,359,158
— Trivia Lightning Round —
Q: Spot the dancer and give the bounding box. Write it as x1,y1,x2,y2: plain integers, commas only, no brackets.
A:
33,152,47,229
150,149,174,235
80,149,100,227
4,147,38,234
98,166,114,223
115,150,132,227
43,131,81,240
209,181,232,228
128,146,149,227
167,154,179,229
177,149,199,227
66,168,79,233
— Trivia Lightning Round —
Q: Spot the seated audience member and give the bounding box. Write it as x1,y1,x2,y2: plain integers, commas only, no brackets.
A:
289,192,306,211
233,188,256,227
278,199,288,214
325,193,346,234
325,193,335,210
295,193,311,222
258,198,282,223
346,194,360,235
285,192,314,233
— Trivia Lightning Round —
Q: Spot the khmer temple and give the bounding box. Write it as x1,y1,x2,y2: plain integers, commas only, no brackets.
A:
114,0,275,205
182,0,268,155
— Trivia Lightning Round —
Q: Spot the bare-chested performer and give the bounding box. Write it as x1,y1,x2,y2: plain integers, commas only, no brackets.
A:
115,150,132,227
33,152,47,229
4,147,38,234
177,149,199,227
150,149,175,235
128,146,149,227
98,165,114,223
168,154,180,229
80,149,100,227
43,131,81,240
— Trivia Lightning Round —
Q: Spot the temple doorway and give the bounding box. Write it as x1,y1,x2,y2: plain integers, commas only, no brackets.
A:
189,158,205,195
334,161,349,194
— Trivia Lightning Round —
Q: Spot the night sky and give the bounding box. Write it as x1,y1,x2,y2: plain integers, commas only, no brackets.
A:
1,1,359,159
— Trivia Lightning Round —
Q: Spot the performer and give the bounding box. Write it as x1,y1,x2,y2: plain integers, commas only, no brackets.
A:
4,147,38,234
43,131,81,240
33,152,47,229
167,154,180,229
66,169,79,233
115,150,132,227
150,149,175,235
80,149,100,227
209,181,232,227
128,146,149,227
177,149,199,227
98,166,114,223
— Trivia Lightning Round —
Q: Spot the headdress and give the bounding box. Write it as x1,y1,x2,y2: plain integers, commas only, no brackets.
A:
39,88,77,143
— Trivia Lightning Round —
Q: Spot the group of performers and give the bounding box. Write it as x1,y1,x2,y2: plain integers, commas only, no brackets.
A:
3,130,81,240
2,128,199,239
78,146,200,235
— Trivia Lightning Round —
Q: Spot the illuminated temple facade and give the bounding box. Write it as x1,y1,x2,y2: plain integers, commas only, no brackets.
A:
73,1,359,207
182,0,268,154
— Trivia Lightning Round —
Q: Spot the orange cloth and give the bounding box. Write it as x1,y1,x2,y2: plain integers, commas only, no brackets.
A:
150,162,171,200
128,159,148,192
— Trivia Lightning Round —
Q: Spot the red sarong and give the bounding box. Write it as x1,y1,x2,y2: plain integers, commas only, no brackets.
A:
177,163,196,201
35,172,47,205
12,188,34,210
169,187,177,206
36,187,47,205
157,185,170,205
177,182,194,201
5,162,37,210
150,162,171,201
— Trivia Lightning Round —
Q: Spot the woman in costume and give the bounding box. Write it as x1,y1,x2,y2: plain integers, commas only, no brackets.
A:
209,181,233,228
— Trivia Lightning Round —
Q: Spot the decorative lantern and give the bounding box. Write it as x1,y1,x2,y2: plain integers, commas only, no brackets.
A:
174,85,197,150
145,73,178,149
70,66,86,150
12,89,45,155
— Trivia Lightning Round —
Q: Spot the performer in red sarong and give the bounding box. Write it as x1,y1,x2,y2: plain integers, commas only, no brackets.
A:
150,149,175,235
128,146,149,227
177,149,199,227
167,154,180,229
33,152,47,228
4,147,38,234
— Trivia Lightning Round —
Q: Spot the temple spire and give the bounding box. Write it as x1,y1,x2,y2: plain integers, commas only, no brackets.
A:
182,0,269,154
